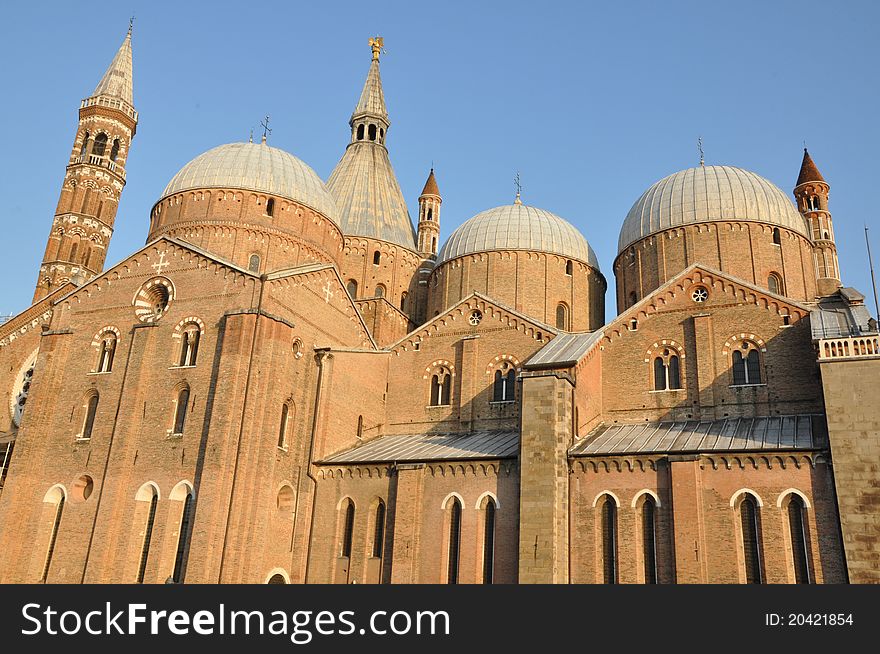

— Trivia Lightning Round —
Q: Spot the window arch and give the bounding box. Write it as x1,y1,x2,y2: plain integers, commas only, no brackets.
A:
171,485,195,583
732,342,762,385
40,485,67,583
372,500,386,559
356,125,365,140
785,494,810,584
267,573,288,584
346,279,358,299
109,138,120,162
739,493,762,583
374,284,386,298
555,302,569,330
400,292,408,312
340,498,355,558
772,227,781,245
640,495,658,584
373,251,381,266
277,402,291,449
767,272,783,296
599,494,617,584
178,323,201,367
429,366,452,406
248,254,261,273
492,361,517,402
266,198,275,217
446,496,462,584
368,124,377,141
172,386,190,436
92,133,108,157
135,483,159,583
652,349,681,390
481,496,496,584
97,332,117,373
79,392,99,440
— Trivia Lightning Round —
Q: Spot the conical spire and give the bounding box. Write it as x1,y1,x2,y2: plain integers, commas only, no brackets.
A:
90,29,134,107
796,148,826,187
421,168,440,196
352,53,388,122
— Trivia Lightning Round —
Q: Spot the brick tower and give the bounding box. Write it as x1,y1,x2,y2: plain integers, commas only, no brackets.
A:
794,148,840,297
417,168,441,257
32,27,137,303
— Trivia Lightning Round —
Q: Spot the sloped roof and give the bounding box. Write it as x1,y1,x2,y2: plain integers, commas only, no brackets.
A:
321,430,519,464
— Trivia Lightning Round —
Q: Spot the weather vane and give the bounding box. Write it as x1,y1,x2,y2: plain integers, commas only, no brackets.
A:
129,15,135,34
369,36,385,61
698,136,704,167
260,115,272,143
514,171,523,204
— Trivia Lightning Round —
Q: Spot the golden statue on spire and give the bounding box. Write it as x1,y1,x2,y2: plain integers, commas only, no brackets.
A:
369,36,384,61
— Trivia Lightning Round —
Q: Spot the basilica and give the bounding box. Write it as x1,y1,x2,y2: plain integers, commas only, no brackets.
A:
0,30,877,584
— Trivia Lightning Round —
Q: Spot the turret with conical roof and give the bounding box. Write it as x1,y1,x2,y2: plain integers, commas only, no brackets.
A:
794,148,840,296
417,169,441,257
32,27,138,303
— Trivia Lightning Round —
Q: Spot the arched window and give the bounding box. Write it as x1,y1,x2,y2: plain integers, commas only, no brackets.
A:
266,198,275,217
137,490,159,584
565,260,573,276
172,491,194,583
110,138,120,162
600,495,617,584
346,279,358,299
356,125,365,140
427,208,433,221
248,254,261,273
92,133,108,157
482,498,496,584
788,496,810,584
492,362,516,402
767,273,783,296
430,368,452,406
341,499,355,558
431,236,437,252
69,237,80,263
268,574,287,584
357,415,364,440
277,403,290,449
740,495,763,583
368,124,377,141
732,343,762,385
372,500,386,559
80,132,90,157
629,291,638,307
400,292,407,312
373,251,381,266
653,349,681,390
179,324,201,367
97,333,116,373
40,488,66,583
374,284,386,298
772,227,781,245
173,387,190,436
642,496,657,584
447,497,462,584
80,393,99,440
556,303,568,330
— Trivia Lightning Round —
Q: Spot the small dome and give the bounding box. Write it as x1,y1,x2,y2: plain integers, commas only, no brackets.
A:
438,204,600,269
618,165,809,255
160,142,338,223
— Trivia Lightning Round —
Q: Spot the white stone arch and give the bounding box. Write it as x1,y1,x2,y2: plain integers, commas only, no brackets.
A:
43,484,67,504
475,491,500,510
336,495,356,511
441,492,465,510
135,481,160,502
264,568,290,584
485,354,522,375
729,488,764,507
169,480,194,502
592,491,621,508
776,488,811,510
631,489,662,508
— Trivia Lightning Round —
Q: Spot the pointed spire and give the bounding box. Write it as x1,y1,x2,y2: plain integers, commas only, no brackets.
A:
352,37,388,122
796,148,826,187
421,168,440,196
90,29,134,108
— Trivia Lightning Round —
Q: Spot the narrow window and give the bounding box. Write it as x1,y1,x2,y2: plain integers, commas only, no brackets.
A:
372,501,386,559
668,355,681,389
493,370,504,401
277,403,290,449
98,334,116,373
92,133,108,157
69,238,79,263
373,251,381,266
400,292,407,311
356,125,365,140
137,493,158,584
740,496,762,584
732,350,747,385
173,387,190,435
642,497,657,584
266,198,275,217
172,492,194,583
81,394,99,440
483,499,496,584
431,370,451,406
179,326,200,367
110,138,120,162
41,494,65,583
347,279,358,299
248,254,261,273
374,285,385,298
768,273,783,296
565,260,573,276
368,124,377,141
357,415,363,440
746,349,761,384
629,291,638,307
427,208,433,221
431,237,437,252
556,303,568,330
788,496,810,584
601,496,617,584
772,227,781,245
341,500,355,558
431,375,441,406
80,132,90,157
447,498,462,584
653,357,666,391
441,372,451,405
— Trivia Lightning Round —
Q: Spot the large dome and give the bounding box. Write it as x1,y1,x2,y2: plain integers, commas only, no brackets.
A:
618,165,809,254
438,203,600,269
160,142,338,223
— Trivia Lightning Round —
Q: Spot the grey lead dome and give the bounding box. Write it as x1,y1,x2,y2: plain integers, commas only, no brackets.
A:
160,142,339,224
618,165,810,255
438,204,600,269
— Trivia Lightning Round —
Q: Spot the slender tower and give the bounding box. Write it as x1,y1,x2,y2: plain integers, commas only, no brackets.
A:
417,168,441,257
793,148,840,297
33,27,137,303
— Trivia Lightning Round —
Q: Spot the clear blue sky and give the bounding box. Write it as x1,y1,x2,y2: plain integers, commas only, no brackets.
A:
1,0,878,319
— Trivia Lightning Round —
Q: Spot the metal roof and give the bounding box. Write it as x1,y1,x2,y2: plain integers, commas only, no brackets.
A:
160,142,339,223
321,430,519,464
810,291,876,339
618,165,810,254
570,415,827,456
525,331,604,368
437,204,600,269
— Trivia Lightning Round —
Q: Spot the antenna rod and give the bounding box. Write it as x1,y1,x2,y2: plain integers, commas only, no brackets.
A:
866,225,880,323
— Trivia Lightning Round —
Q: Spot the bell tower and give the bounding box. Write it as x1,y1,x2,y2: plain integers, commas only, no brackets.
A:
793,148,840,297
33,27,137,303
417,168,441,257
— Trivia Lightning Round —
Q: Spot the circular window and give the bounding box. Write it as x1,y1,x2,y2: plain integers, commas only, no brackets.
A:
691,287,709,303
10,350,38,427
292,338,304,359
134,278,174,323
469,310,483,326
